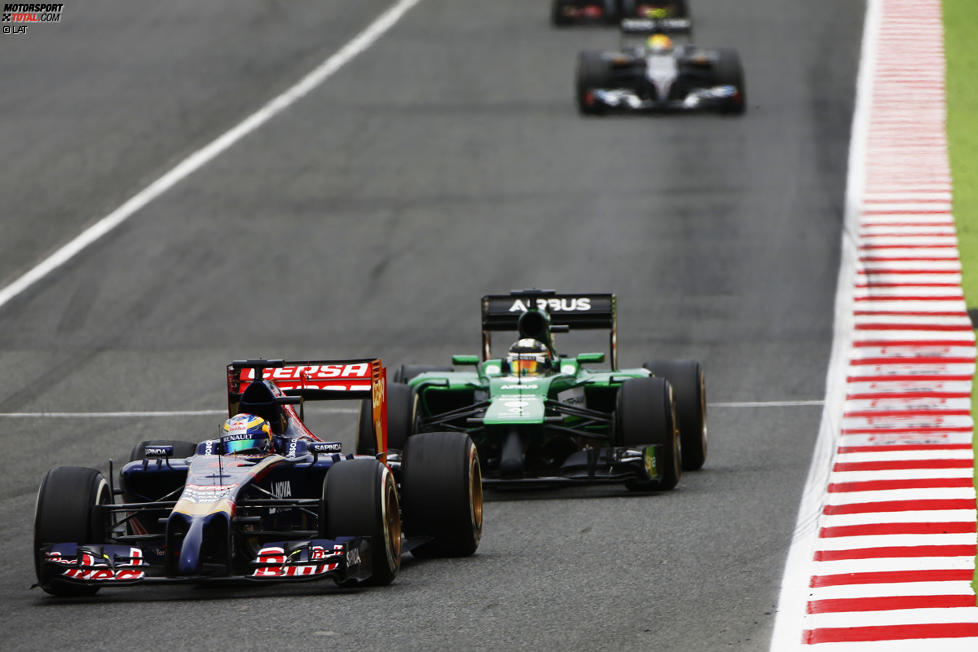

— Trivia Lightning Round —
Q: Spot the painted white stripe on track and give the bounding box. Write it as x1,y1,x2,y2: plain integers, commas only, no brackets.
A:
836,449,977,462
807,607,978,630
828,469,975,483
822,510,978,527
839,433,976,447
0,0,424,312
769,1,884,644
0,408,360,417
811,581,978,600
826,489,977,505
815,533,977,551
0,399,825,418
811,557,977,576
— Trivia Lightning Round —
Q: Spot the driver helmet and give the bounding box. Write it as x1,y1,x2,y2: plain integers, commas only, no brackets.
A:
647,34,673,53
221,413,273,456
507,338,553,376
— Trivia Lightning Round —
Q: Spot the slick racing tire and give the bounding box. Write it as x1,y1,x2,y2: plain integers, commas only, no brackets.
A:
643,360,707,470
356,381,415,455
128,440,198,461
714,48,746,114
615,377,680,491
392,364,454,384
401,432,483,558
34,466,111,596
322,459,401,586
576,51,612,115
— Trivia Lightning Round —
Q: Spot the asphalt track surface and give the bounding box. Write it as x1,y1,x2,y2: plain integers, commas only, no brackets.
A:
0,1,862,650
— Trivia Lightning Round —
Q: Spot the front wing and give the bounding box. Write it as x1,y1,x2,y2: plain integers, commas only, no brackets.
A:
584,85,742,112
36,536,372,589
482,445,668,488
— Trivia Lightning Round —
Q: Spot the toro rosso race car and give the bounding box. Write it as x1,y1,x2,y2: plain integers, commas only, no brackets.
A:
552,0,690,26
576,19,745,114
33,358,482,596
363,290,707,492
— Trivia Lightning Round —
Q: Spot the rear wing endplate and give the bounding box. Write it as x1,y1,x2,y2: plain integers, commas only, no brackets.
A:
480,290,618,369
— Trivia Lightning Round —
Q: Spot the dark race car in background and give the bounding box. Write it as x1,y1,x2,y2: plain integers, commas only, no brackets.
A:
361,290,708,492
552,0,690,26
576,19,745,114
33,358,482,596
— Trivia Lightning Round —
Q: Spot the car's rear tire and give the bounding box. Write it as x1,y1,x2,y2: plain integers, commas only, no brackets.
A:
34,466,112,596
576,51,612,115
643,360,707,470
401,432,483,558
356,381,415,455
615,377,680,491
322,459,401,586
128,440,198,462
714,48,746,114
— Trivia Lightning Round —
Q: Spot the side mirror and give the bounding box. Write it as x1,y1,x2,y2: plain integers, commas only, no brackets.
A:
576,352,605,364
451,354,480,366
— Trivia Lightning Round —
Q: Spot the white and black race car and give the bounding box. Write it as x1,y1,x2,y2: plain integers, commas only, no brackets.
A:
575,19,745,115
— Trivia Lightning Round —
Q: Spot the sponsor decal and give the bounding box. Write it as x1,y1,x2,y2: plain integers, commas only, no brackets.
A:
222,432,254,442
309,441,342,454
48,547,145,582
243,363,371,381
269,480,291,515
2,3,64,36
502,399,529,413
500,384,538,390
346,546,361,568
144,446,171,457
507,297,591,313
251,545,341,578
181,483,237,504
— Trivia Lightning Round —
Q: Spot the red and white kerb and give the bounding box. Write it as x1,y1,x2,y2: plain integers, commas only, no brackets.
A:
775,0,978,648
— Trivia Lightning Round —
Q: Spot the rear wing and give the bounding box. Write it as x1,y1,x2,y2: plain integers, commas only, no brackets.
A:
481,290,618,369
226,358,388,454
620,17,692,34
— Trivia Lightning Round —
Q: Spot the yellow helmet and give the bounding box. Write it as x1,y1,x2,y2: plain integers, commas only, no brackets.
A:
647,34,673,52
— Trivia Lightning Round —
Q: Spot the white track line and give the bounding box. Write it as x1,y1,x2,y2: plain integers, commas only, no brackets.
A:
0,0,423,312
768,0,877,647
0,408,359,417
0,400,820,418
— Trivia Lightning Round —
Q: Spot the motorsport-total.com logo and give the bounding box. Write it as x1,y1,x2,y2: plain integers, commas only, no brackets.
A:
2,3,63,35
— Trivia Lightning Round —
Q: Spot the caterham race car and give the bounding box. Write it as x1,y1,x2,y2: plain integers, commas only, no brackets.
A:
358,290,708,492
576,19,745,114
33,358,482,596
552,0,690,26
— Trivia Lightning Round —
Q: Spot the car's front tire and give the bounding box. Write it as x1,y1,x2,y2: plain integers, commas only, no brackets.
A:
34,466,112,596
615,377,680,490
321,459,401,586
401,432,483,558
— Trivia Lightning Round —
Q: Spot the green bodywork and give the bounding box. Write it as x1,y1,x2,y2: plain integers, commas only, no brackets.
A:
407,354,654,479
